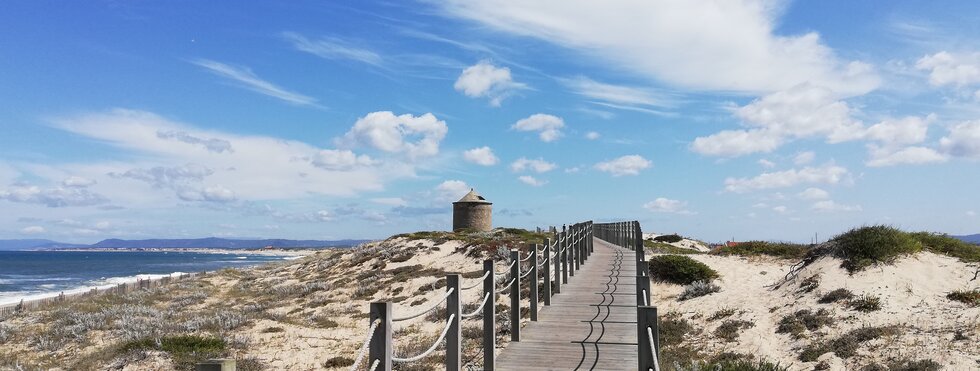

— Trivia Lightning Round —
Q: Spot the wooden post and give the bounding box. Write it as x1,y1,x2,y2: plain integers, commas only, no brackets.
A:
543,239,551,305
573,228,580,272
446,274,461,371
638,306,660,371
569,230,576,278
196,359,236,371
483,260,495,371
561,231,569,284
369,302,392,371
635,221,645,275
636,274,651,308
554,236,562,293
509,250,520,342
530,244,539,321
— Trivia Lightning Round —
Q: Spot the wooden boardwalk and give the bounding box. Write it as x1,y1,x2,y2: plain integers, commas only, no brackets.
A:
496,238,638,370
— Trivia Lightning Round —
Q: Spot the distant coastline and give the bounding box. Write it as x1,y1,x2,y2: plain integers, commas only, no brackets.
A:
45,247,316,257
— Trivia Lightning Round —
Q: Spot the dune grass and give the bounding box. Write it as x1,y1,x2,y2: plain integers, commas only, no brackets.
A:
947,289,980,306
645,239,702,254
648,255,719,285
828,226,922,272
711,241,809,260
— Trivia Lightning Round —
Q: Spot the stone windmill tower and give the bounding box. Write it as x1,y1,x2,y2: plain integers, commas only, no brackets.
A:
452,188,492,232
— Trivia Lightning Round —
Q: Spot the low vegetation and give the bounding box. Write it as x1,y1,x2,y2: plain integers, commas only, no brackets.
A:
947,289,980,306
776,309,834,338
909,232,980,262
711,241,809,260
818,288,855,304
645,239,701,254
714,319,755,341
122,335,226,369
654,234,684,243
827,225,922,272
678,280,721,301
648,255,719,285
799,326,901,361
849,294,883,312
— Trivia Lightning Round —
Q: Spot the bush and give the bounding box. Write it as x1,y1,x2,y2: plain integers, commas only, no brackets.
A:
799,326,900,361
654,234,684,243
849,294,882,312
797,275,820,294
909,232,980,263
947,289,980,306
711,241,808,260
776,309,833,338
659,313,694,347
122,335,226,369
818,288,854,304
886,359,942,371
678,281,721,301
323,356,355,368
714,320,754,341
648,255,719,285
645,240,701,254
829,225,922,272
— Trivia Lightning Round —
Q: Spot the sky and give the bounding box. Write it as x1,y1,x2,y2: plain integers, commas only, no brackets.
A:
1,1,978,243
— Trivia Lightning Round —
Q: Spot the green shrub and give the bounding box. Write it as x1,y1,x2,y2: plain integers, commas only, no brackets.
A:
711,241,808,260
645,240,701,254
799,326,900,361
648,255,719,285
659,312,694,347
323,356,355,368
654,234,684,243
122,335,226,369
678,280,721,301
776,309,834,338
829,225,922,272
798,274,820,294
886,359,942,371
714,320,754,341
947,289,980,306
818,288,854,304
849,294,882,312
909,232,980,263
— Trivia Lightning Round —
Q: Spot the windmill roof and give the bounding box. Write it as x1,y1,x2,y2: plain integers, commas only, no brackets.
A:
454,189,491,204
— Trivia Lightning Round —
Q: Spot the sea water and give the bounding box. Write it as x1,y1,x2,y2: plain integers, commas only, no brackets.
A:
0,250,288,305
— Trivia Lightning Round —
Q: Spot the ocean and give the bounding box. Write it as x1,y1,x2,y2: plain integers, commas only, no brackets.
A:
0,250,293,306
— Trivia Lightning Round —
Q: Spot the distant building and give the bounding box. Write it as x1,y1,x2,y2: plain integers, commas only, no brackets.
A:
452,188,492,232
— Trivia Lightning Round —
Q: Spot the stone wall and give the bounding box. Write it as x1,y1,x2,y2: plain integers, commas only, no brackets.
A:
453,203,492,232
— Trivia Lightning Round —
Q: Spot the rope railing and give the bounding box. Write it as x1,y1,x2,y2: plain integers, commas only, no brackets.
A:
647,326,661,371
461,271,490,290
495,278,516,293
461,293,491,319
519,252,534,262
349,319,381,371
519,268,534,279
391,288,454,322
392,314,457,363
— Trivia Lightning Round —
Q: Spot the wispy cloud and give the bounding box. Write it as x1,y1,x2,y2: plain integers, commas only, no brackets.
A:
191,59,319,107
560,76,677,115
282,32,384,67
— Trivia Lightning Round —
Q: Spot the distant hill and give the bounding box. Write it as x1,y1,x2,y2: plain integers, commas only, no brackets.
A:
89,237,371,249
953,234,980,244
0,238,371,250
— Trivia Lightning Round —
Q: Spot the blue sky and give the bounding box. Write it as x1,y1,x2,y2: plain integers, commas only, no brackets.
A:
1,1,978,243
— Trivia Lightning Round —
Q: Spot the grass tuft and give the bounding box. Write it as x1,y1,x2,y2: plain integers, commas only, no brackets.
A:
849,294,882,312
799,326,900,361
827,225,922,272
711,241,808,260
678,280,721,301
818,288,854,304
648,255,719,285
714,320,755,341
946,289,980,306
775,309,833,338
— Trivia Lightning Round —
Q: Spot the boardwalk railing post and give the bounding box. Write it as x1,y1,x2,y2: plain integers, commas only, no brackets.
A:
530,244,539,321
638,306,659,371
369,302,393,371
509,250,521,342
574,227,581,271
554,236,562,294
570,228,577,277
637,262,650,308
635,221,645,274
543,239,552,305
562,230,569,284
483,260,495,371
446,274,461,371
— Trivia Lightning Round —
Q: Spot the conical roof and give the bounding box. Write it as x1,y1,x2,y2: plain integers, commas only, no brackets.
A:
454,188,491,204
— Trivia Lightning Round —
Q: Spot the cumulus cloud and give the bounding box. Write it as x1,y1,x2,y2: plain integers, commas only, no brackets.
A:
798,187,830,200
62,176,96,188
339,111,448,159
312,149,377,170
282,32,384,67
436,180,470,202
643,198,694,214
111,164,214,189
20,226,45,235
0,184,109,207
191,59,318,106
454,60,526,106
865,145,947,167
512,114,565,142
157,130,233,153
462,146,499,166
812,200,862,212
864,116,932,147
915,51,980,87
691,129,783,157
436,1,878,95
594,155,651,176
517,175,546,186
371,197,408,207
758,159,776,168
793,151,815,165
772,205,788,214
939,120,980,159
724,165,850,193
585,131,601,140
510,157,557,173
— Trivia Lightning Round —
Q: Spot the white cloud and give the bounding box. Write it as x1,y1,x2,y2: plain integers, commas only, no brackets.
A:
865,145,947,167
812,200,862,212
724,165,850,193
752,202,769,208
864,116,932,147
454,60,526,106
643,197,694,214
758,159,776,168
282,32,384,67
939,120,980,159
772,205,788,214
0,184,109,208
312,149,377,170
793,151,815,165
62,176,96,188
512,114,565,142
510,157,557,173
462,146,499,166
594,155,651,176
20,226,45,235
436,180,471,203
691,129,782,157
915,51,980,87
191,59,318,106
559,76,673,114
437,1,879,95
517,175,547,187
798,187,830,200
371,197,408,207
967,210,977,217
339,111,448,159
157,130,233,153
93,221,111,230
585,131,601,140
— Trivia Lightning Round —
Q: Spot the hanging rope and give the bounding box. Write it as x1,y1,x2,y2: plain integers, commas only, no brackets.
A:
461,293,491,319
349,319,380,371
519,268,534,279
495,278,516,293
520,252,534,262
642,289,649,306
392,314,456,363
461,271,490,290
647,326,661,371
494,260,516,278
391,288,455,322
